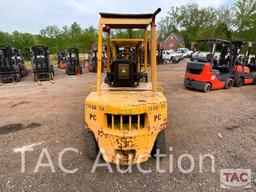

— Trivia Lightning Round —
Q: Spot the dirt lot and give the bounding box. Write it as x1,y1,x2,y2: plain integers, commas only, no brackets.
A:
0,61,255,192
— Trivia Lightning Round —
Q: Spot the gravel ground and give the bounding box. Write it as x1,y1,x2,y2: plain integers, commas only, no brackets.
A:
0,61,255,192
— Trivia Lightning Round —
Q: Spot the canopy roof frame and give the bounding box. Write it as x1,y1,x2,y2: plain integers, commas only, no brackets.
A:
96,8,161,93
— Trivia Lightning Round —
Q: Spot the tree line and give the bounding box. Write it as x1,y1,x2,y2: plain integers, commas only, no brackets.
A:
0,0,255,56
158,0,256,47
0,22,98,57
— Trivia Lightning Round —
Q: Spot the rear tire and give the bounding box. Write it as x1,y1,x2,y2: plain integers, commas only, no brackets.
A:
33,74,37,82
235,78,244,87
253,76,256,85
151,131,166,157
203,83,211,93
86,129,99,160
225,78,234,89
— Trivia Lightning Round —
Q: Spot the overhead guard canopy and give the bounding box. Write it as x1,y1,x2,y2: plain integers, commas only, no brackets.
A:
111,39,144,46
196,39,231,44
99,8,161,29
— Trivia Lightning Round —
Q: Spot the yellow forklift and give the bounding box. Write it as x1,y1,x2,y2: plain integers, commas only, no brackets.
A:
85,8,167,164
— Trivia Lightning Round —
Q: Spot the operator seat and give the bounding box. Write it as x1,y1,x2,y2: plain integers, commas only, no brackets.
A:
105,60,147,87
246,57,256,72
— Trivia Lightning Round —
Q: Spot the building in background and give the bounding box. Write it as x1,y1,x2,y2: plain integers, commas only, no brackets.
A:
162,33,185,50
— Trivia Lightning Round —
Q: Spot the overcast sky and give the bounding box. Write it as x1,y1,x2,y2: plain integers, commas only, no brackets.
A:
0,0,235,34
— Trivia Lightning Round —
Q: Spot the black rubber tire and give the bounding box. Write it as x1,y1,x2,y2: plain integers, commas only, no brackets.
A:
49,73,54,80
235,78,244,87
33,74,37,82
15,73,21,82
225,78,234,89
184,79,188,89
52,67,55,76
86,129,99,160
151,131,166,157
203,83,211,93
253,76,256,85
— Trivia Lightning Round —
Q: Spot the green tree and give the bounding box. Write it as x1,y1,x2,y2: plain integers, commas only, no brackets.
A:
232,0,256,32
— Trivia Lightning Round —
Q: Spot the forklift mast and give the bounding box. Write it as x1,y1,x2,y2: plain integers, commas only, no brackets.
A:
0,46,15,72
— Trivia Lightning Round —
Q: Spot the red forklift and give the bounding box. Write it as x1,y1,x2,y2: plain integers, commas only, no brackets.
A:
184,39,238,92
57,52,66,69
232,41,256,87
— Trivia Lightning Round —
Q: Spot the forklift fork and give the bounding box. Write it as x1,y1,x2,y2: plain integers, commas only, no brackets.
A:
37,79,42,86
49,80,55,84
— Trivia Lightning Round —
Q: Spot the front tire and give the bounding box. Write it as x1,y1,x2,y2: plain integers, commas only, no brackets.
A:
151,131,166,157
225,78,234,89
86,129,99,160
33,74,37,82
235,78,244,87
15,73,21,82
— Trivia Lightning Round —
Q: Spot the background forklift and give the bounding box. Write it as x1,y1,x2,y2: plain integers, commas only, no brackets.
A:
12,48,27,77
185,39,238,92
65,48,82,75
31,46,54,82
85,8,167,165
232,41,256,87
57,52,66,69
0,46,26,83
87,43,105,73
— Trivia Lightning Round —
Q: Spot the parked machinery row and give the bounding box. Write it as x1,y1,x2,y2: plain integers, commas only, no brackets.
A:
0,46,27,83
185,39,256,92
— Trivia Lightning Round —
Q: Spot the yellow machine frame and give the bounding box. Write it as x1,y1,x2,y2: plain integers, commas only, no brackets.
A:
85,8,167,164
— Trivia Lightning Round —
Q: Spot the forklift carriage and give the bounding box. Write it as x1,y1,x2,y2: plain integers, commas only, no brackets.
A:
0,46,24,83
65,48,82,75
31,46,54,81
85,8,167,165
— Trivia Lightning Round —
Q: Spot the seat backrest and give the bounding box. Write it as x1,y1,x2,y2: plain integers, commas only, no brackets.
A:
109,60,137,86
